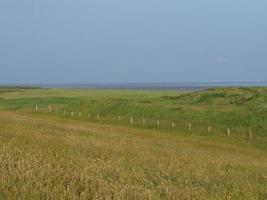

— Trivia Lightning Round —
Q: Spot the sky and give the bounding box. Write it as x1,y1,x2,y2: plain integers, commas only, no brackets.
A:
0,0,267,84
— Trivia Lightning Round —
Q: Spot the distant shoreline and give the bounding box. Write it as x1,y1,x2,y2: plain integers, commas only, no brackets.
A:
1,82,267,91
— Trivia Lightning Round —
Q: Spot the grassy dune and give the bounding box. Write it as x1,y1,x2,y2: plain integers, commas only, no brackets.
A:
0,88,266,199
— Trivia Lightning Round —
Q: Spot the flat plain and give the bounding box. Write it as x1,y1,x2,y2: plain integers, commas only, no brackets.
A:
0,87,266,199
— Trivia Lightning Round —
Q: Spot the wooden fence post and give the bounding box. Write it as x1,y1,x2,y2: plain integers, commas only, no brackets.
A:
157,120,160,127
71,112,74,116
171,122,175,128
188,123,191,131
227,128,230,136
142,118,146,126
48,105,52,112
130,117,134,125
35,105,38,112
97,114,100,120
249,128,253,139
208,126,212,133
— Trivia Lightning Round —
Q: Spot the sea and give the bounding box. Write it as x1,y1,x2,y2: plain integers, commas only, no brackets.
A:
34,82,267,91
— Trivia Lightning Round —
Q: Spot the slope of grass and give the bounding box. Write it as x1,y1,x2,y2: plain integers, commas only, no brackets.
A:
0,112,266,199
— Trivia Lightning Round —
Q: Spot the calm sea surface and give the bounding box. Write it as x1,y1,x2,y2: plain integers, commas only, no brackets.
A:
35,82,267,91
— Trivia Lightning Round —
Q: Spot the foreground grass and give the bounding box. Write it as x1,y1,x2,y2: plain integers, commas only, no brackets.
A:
0,111,266,199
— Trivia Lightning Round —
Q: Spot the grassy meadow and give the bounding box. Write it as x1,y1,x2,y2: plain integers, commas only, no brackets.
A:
0,87,266,199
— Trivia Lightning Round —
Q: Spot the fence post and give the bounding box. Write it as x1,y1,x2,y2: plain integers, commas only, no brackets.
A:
227,128,230,136
188,123,191,131
79,112,81,117
142,118,146,126
208,126,212,133
157,120,160,127
249,128,253,139
130,117,134,125
97,114,100,120
35,105,38,112
71,112,74,116
48,105,52,112
171,122,175,128
118,116,121,121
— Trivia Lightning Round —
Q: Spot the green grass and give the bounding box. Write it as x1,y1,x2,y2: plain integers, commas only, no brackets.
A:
1,87,266,144
0,87,266,199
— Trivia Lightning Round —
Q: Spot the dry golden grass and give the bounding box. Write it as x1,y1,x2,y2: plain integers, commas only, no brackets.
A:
0,111,266,199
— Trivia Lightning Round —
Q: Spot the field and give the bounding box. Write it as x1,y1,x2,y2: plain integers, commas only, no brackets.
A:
0,87,266,199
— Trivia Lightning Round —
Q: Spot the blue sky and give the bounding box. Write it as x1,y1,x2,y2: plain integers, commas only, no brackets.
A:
0,0,266,84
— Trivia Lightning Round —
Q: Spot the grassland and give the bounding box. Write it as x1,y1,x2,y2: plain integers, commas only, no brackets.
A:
0,87,266,199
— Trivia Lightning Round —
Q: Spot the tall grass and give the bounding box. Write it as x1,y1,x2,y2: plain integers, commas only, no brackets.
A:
0,112,266,199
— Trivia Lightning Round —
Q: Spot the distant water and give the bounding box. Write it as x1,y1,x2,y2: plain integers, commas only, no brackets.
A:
35,82,267,91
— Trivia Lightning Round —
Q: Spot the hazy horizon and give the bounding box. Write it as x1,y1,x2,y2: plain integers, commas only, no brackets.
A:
1,1,267,84
2,81,267,90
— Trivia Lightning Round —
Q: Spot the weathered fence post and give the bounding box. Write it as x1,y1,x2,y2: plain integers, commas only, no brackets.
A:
142,118,146,126
208,126,212,133
97,114,100,120
71,111,74,116
35,105,38,112
249,128,253,139
48,105,52,112
130,117,134,125
188,123,191,131
118,116,121,121
227,128,230,136
171,122,175,128
157,120,160,127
